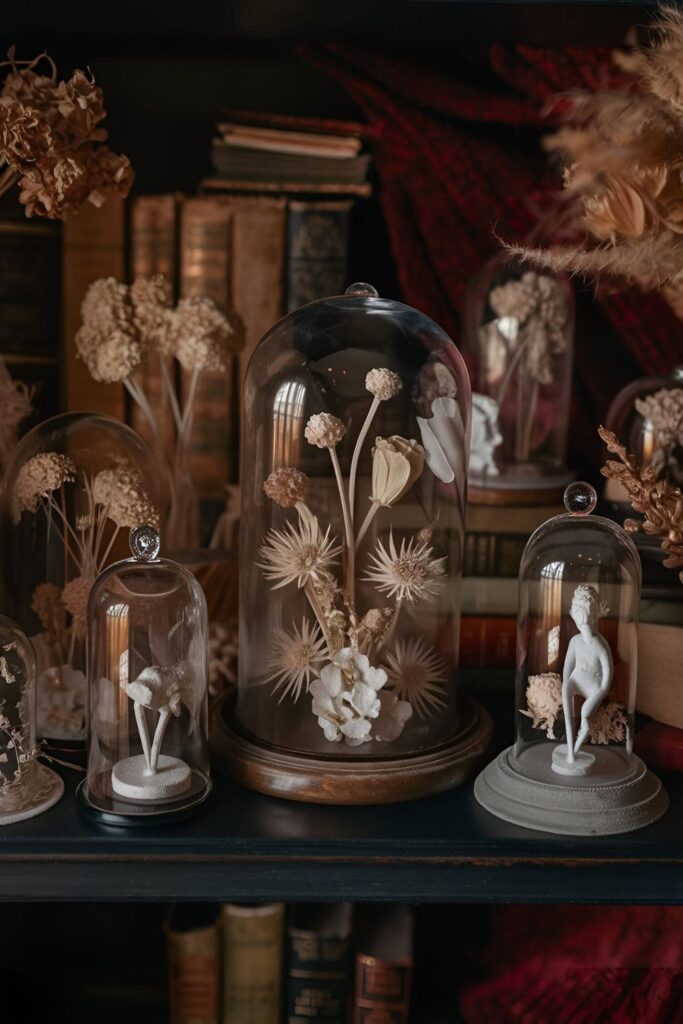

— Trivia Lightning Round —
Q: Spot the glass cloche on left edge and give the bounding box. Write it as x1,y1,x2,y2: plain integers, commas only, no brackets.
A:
475,482,668,835
1,412,164,747
0,614,63,824
78,526,211,825
214,283,492,804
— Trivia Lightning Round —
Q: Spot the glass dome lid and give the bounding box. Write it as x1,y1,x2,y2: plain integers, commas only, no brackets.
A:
216,283,492,804
474,482,668,835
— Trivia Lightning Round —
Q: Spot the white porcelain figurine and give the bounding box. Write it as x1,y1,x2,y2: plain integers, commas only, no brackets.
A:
552,584,613,776
469,393,503,476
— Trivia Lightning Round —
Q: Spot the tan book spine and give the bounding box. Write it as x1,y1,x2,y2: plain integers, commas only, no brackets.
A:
62,197,126,418
168,923,219,1024
179,196,234,497
221,903,285,1024
130,194,178,452
352,954,412,1024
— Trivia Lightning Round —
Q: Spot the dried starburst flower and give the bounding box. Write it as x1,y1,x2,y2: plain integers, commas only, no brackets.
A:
383,637,448,719
92,466,159,529
364,531,446,604
635,387,683,448
588,700,628,744
599,424,683,581
263,467,309,508
0,356,32,462
172,296,236,371
304,412,346,449
30,582,67,645
520,672,563,739
61,575,93,638
365,367,402,401
264,618,327,702
258,508,341,590
12,451,76,521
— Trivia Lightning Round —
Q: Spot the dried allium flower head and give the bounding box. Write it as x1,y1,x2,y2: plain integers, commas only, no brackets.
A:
0,356,32,461
383,636,447,719
172,296,236,371
520,672,563,739
31,582,66,643
258,508,341,590
263,467,309,508
264,618,327,702
61,575,93,638
92,466,159,529
304,412,346,449
12,451,76,522
365,367,402,401
635,387,683,448
75,277,141,383
364,531,446,604
588,700,628,745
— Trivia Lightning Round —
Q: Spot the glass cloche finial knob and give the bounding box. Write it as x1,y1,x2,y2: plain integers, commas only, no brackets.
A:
345,282,379,297
563,481,597,516
130,525,161,561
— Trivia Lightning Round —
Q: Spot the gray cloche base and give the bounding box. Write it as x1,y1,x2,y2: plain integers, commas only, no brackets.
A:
474,746,669,836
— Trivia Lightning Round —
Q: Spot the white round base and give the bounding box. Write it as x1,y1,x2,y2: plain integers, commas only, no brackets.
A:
0,765,64,826
474,745,669,836
552,744,595,776
111,755,192,802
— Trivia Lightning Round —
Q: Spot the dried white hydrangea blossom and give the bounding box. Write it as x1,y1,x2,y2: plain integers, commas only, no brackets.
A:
12,451,76,521
172,296,233,372
76,277,141,383
92,466,159,529
61,575,93,639
635,387,683,449
520,672,563,739
489,271,568,385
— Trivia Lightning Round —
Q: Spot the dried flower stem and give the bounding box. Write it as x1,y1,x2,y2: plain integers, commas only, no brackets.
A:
348,395,381,516
355,500,379,550
328,447,355,602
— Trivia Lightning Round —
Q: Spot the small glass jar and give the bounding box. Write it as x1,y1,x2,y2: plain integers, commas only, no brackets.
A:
1,412,164,744
462,254,574,499
0,614,63,824
475,482,668,834
79,525,211,825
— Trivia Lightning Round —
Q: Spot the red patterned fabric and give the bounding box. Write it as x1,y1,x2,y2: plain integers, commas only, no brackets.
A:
300,43,683,402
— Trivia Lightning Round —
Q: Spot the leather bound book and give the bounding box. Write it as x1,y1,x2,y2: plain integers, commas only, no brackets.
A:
353,906,413,1024
221,902,285,1024
286,903,353,1024
286,200,352,312
166,906,220,1024
130,194,179,452
62,196,126,419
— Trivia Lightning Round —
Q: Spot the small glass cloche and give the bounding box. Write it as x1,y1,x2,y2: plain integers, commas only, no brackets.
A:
1,412,164,745
475,482,668,835
462,254,574,502
0,614,63,824
213,283,492,805
78,526,211,825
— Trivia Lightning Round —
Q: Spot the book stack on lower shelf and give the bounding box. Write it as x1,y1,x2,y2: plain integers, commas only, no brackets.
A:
167,902,413,1024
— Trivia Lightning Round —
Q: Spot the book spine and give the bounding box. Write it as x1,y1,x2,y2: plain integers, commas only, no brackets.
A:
286,926,351,1024
167,923,219,1024
179,197,235,497
286,200,351,312
353,954,411,1024
62,197,127,419
222,903,285,1024
459,615,517,668
130,194,178,453
463,532,528,577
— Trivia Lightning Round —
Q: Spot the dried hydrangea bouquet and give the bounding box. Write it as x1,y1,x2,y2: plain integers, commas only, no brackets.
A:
76,275,240,550
3,414,160,742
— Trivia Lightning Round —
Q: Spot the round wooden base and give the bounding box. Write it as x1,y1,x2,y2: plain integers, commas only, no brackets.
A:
211,694,492,805
475,746,669,836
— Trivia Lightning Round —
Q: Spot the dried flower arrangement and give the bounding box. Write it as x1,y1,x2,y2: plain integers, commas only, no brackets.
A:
521,671,627,744
635,386,683,483
0,48,132,218
506,9,683,299
0,356,32,465
0,638,53,813
12,454,158,738
76,275,242,549
599,424,683,582
259,368,452,747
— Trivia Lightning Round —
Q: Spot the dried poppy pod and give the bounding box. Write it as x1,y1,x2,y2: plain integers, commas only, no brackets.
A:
213,283,492,804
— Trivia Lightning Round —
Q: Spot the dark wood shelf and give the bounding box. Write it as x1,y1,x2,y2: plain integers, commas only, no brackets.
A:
2,692,682,905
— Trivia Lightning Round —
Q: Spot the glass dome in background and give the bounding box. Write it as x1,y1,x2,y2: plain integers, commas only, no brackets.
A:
1,413,165,745
218,284,491,803
0,613,63,824
79,526,210,825
462,255,574,500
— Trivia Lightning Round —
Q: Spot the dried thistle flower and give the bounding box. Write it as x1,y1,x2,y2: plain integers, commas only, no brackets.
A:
599,424,683,581
12,451,76,521
263,467,309,508
520,672,563,739
92,466,159,529
364,531,446,604
258,510,341,590
264,618,327,702
305,412,346,449
365,367,402,401
383,637,447,719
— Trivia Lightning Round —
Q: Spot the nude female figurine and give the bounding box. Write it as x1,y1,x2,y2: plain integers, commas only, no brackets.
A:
552,584,613,776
